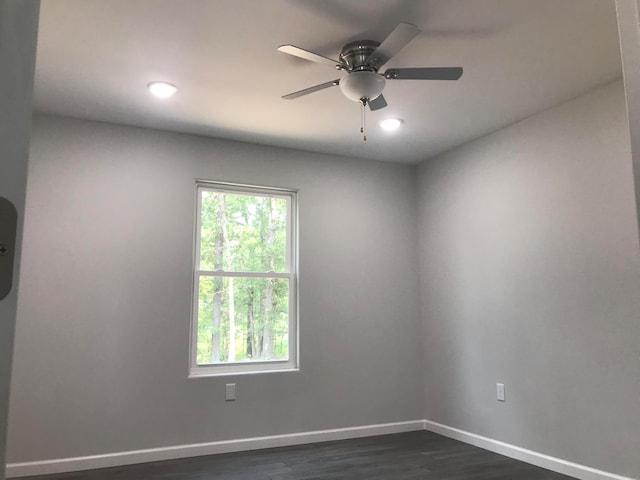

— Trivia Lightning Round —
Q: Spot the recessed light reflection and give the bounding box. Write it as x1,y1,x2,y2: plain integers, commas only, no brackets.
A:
379,118,402,131
147,81,177,98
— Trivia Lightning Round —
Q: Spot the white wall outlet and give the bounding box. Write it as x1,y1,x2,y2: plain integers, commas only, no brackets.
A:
496,383,505,402
225,383,236,401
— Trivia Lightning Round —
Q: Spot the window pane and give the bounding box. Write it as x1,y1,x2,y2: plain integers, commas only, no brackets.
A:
199,191,288,273
196,275,290,365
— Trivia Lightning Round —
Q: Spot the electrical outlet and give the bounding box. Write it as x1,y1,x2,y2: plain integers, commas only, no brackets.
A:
496,383,505,402
225,383,236,401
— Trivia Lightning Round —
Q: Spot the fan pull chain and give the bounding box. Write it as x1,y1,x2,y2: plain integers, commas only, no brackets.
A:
360,101,367,141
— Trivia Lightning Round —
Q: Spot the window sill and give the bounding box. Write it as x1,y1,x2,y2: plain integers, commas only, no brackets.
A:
188,363,299,378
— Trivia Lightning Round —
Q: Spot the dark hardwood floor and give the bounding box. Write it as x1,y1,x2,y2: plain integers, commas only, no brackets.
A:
21,431,576,480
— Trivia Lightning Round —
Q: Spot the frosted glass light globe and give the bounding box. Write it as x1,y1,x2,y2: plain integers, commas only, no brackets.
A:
339,71,385,102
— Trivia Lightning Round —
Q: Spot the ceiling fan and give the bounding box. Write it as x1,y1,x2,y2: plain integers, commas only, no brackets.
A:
278,22,463,111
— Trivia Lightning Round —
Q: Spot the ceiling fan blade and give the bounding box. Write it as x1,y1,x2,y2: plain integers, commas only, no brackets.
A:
368,94,388,111
282,79,340,100
366,22,420,69
384,67,463,80
278,45,344,68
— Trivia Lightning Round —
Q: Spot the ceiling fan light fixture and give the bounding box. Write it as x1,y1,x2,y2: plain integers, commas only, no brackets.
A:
147,81,177,98
339,71,385,103
380,118,402,131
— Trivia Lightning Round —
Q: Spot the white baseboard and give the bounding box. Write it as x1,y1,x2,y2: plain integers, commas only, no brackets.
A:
7,420,636,480
5,420,424,478
423,420,636,480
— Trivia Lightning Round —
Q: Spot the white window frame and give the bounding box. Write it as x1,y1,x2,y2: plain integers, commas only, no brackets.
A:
189,180,298,377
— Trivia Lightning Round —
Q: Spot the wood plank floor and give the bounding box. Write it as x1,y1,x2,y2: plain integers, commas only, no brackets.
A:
20,431,576,480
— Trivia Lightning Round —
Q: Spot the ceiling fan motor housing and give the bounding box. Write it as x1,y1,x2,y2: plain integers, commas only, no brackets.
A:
339,40,380,71
338,40,385,102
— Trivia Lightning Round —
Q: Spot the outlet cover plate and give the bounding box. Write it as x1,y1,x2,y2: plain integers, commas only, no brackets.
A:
497,383,505,402
226,383,236,401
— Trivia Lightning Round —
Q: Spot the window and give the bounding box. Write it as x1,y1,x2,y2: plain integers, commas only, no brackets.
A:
190,181,298,376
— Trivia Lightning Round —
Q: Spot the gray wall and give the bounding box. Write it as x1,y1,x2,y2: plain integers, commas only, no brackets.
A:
617,0,640,243
7,115,423,462
417,80,640,478
0,1,39,478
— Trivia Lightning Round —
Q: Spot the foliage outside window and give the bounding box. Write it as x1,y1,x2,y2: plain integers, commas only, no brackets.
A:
190,181,298,376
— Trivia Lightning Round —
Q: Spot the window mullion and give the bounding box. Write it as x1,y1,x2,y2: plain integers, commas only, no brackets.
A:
197,270,291,279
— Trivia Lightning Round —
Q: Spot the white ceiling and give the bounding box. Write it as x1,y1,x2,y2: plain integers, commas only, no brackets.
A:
34,0,622,164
